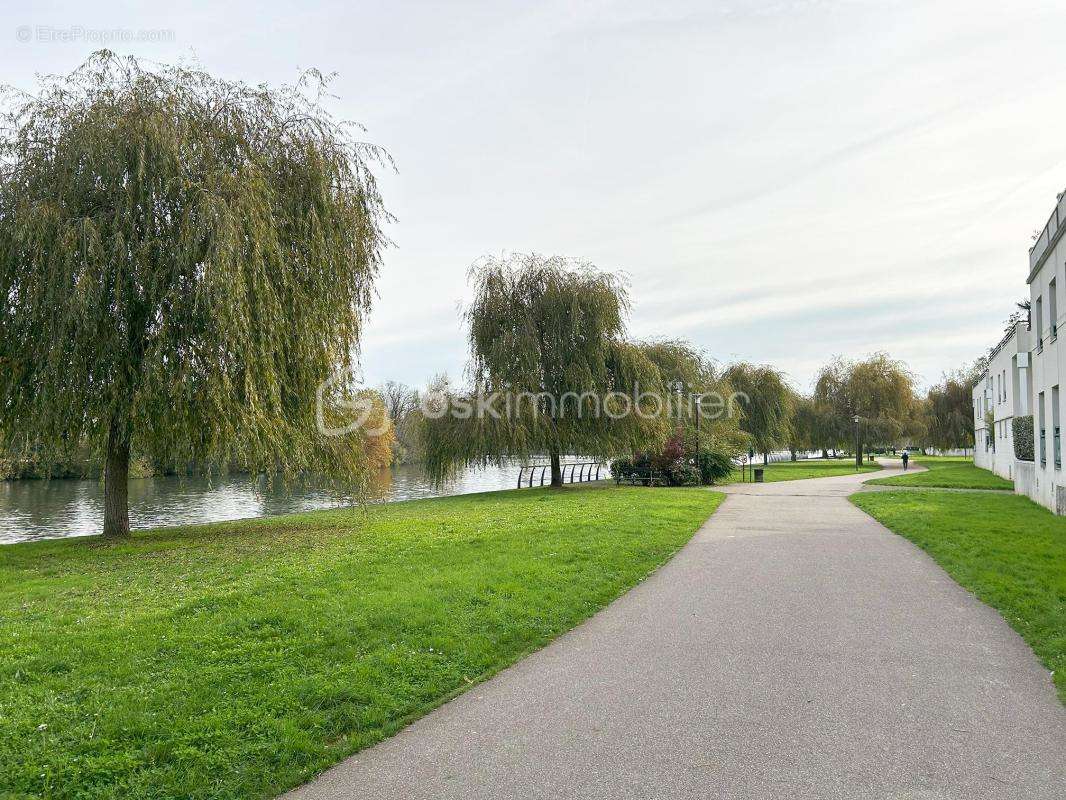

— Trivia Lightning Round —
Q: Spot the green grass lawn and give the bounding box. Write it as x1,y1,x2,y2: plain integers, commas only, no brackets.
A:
865,455,1013,490
0,485,721,800
852,489,1065,703
726,458,881,483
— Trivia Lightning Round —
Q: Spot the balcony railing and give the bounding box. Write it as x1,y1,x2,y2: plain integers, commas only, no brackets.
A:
1040,428,1047,466
1030,191,1066,272
1056,427,1061,469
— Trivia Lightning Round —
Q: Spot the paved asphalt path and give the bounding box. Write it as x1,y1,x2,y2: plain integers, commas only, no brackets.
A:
285,463,1066,800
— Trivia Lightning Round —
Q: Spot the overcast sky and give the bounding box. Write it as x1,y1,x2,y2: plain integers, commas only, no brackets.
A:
6,0,1066,392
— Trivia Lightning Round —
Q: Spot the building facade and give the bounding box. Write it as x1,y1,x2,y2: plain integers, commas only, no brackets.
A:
973,322,1031,481
1018,190,1066,512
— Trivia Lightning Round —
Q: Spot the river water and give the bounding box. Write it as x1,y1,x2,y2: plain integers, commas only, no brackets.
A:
0,462,560,545
1,453,830,545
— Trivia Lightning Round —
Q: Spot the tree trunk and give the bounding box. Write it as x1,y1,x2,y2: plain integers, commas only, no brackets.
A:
549,450,563,487
103,424,131,538
821,448,829,459
790,447,797,462
762,452,768,466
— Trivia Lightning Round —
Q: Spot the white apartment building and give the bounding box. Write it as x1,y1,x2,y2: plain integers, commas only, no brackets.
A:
1018,190,1066,513
973,321,1031,481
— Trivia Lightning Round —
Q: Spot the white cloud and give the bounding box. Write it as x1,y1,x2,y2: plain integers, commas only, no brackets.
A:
3,0,1063,391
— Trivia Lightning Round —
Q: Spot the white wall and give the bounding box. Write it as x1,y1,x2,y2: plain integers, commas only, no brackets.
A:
1027,195,1066,512
1014,460,1037,503
973,322,1030,481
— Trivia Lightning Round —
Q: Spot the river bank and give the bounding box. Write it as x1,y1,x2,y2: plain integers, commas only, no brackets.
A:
0,462,538,544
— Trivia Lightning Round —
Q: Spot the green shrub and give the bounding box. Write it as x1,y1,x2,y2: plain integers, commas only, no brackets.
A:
697,449,734,484
1013,415,1034,461
669,463,702,486
614,442,738,487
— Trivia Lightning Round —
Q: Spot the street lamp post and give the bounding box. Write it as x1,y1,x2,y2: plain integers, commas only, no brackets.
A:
853,414,861,470
694,393,701,458
673,384,705,483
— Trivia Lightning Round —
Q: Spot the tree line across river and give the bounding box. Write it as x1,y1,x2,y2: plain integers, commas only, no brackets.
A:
0,53,976,537
381,255,976,488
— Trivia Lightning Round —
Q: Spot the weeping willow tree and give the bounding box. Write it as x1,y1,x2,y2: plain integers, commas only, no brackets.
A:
637,339,747,456
721,362,795,464
421,254,666,487
924,367,979,451
812,353,921,451
0,52,390,537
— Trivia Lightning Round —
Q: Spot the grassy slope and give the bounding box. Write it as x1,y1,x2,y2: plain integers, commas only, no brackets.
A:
865,456,1013,490
0,485,721,800
852,490,1065,703
726,458,880,484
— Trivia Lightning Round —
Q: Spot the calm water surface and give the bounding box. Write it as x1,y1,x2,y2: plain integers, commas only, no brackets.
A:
0,462,563,544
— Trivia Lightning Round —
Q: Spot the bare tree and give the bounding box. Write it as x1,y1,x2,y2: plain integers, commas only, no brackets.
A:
380,381,419,424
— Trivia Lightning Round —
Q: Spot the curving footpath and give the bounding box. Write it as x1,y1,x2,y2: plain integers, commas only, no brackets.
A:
284,463,1066,800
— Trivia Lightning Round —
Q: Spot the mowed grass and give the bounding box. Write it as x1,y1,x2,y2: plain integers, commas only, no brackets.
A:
0,485,721,800
852,489,1065,703
865,455,1013,490
727,458,881,483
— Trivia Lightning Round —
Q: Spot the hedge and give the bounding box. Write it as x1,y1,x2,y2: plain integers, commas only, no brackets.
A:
1013,414,1034,461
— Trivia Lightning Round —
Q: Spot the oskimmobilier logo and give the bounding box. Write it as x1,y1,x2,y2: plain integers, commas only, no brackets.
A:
315,365,391,438
316,367,747,437
419,385,747,422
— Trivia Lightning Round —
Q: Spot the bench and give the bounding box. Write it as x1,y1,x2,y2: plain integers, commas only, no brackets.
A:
613,468,667,487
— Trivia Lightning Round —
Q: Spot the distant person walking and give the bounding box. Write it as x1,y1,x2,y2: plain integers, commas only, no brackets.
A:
901,451,909,470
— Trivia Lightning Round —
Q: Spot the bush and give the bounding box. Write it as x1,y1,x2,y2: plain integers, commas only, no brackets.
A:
697,449,734,484
631,452,653,471
610,455,654,485
614,439,739,487
669,463,701,486
1013,415,1034,461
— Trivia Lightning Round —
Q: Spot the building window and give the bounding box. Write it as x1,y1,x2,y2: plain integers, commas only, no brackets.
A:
1037,296,1045,351
1054,386,1061,470
1039,391,1047,467
1015,356,1029,415
1051,279,1058,340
